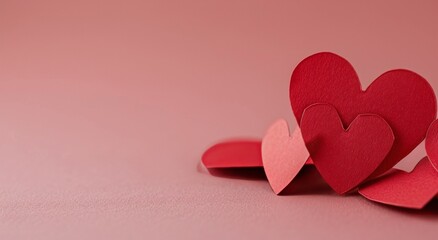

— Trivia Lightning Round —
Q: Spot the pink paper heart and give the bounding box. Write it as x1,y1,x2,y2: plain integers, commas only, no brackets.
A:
261,119,309,194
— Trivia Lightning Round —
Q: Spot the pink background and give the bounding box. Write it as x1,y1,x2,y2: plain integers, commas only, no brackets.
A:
0,0,437,239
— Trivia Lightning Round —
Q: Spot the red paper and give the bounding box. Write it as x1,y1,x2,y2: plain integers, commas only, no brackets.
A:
202,140,313,169
300,103,394,194
202,140,263,168
261,119,309,194
425,119,438,172
359,157,438,209
290,52,436,176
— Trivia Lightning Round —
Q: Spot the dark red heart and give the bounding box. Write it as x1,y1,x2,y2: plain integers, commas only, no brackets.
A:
290,52,436,176
300,104,394,194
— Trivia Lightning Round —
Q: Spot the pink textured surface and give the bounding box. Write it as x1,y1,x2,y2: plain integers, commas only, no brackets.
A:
0,0,437,239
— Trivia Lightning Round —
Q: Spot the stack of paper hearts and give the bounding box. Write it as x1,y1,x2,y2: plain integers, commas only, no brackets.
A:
202,52,438,209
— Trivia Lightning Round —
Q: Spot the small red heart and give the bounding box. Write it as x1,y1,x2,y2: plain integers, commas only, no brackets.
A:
359,157,438,209
425,119,438,172
290,52,436,176
300,104,394,194
202,140,263,168
261,119,309,194
202,140,313,169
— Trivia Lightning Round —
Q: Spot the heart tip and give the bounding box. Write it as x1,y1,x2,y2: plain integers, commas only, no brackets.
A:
269,185,286,195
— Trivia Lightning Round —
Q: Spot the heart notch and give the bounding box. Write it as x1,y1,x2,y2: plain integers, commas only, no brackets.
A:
300,104,395,194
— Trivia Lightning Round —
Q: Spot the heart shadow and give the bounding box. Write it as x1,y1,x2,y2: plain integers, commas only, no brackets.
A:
279,165,334,195
197,161,267,181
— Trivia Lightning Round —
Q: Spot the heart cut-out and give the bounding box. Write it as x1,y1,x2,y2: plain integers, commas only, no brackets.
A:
261,119,309,194
290,52,436,176
300,104,394,194
425,119,438,172
202,140,263,168
202,141,313,169
359,157,438,209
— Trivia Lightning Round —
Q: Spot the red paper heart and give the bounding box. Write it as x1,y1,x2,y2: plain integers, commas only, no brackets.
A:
425,119,438,172
359,157,438,209
300,104,394,194
261,119,309,194
202,140,263,168
290,52,436,176
202,140,313,169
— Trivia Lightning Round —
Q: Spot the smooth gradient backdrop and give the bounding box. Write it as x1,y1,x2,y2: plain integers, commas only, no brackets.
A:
0,0,437,239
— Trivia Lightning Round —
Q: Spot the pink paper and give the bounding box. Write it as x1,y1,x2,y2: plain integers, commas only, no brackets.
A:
261,119,309,194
